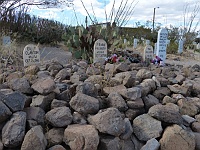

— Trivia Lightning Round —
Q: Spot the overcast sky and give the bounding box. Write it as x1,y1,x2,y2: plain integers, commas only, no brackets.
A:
29,0,200,31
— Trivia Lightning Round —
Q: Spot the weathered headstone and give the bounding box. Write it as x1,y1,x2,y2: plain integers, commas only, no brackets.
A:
146,40,150,45
93,39,107,63
178,39,184,53
124,39,127,44
2,36,11,46
156,28,168,62
154,43,157,54
197,43,200,50
133,38,138,49
23,44,40,67
143,45,154,61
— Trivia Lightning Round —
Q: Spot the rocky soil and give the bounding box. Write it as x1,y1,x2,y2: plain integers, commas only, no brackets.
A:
0,53,200,150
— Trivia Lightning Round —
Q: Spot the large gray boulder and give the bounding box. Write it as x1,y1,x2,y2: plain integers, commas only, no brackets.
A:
70,93,99,115
136,69,153,81
54,68,71,82
103,84,126,96
148,104,183,124
8,78,33,94
47,145,66,150
88,108,125,136
177,98,199,116
63,124,99,150
0,100,12,123
107,92,128,111
24,106,45,126
127,98,144,109
72,112,87,125
118,87,141,100
159,124,195,150
25,65,40,75
31,93,55,111
142,94,160,111
2,111,26,148
51,99,68,109
113,72,136,88
2,91,26,112
45,107,72,127
120,118,133,140
21,125,47,150
133,114,163,141
31,77,56,95
194,132,200,150
139,79,156,96
98,136,120,150
167,84,190,96
45,128,64,147
0,140,3,150
76,82,98,97
140,138,160,150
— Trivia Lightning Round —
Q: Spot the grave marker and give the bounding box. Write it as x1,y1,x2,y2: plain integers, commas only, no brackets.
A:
124,39,127,44
197,43,200,49
93,39,107,63
143,45,153,61
156,28,168,62
2,36,11,46
133,38,138,49
154,43,157,54
146,40,150,45
23,44,40,67
178,39,184,53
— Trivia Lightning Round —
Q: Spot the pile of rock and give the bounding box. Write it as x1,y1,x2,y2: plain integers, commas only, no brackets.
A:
0,60,200,150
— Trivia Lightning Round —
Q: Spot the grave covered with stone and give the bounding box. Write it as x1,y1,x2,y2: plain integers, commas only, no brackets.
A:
0,52,200,150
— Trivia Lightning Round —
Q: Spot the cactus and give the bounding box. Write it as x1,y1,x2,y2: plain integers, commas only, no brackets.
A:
62,23,123,61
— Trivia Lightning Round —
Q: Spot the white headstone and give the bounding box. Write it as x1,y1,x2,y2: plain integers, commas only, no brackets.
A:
197,43,200,49
178,39,184,53
154,43,157,54
133,38,138,49
146,40,150,45
93,39,107,63
143,45,154,61
2,36,11,46
124,39,127,44
156,28,168,62
23,44,40,67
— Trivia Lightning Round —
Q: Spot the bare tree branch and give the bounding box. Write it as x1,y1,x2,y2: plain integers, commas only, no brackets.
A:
91,2,98,24
80,0,95,24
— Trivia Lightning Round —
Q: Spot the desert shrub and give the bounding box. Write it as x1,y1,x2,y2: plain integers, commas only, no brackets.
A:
167,40,178,54
0,7,66,45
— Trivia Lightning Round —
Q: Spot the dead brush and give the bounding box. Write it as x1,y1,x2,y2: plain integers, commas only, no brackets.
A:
0,39,24,83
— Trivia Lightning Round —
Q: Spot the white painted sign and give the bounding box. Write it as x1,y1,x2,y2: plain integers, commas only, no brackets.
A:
156,28,168,62
143,45,154,61
146,40,150,45
93,39,107,63
133,38,138,49
178,39,184,53
23,44,40,67
2,36,11,46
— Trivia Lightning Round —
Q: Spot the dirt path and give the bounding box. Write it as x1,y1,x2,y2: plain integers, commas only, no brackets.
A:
40,46,72,65
165,50,200,67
